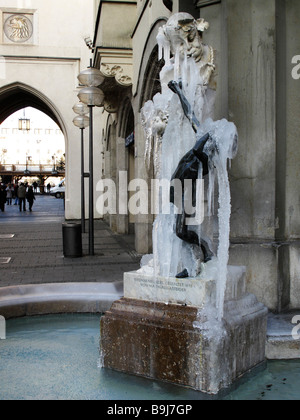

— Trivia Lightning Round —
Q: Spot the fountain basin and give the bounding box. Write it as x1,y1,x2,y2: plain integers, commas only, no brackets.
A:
101,267,268,395
0,282,123,319
1,314,300,400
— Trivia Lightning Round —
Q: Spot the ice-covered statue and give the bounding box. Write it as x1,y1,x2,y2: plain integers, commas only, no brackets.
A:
168,79,215,278
102,13,268,395
140,13,238,319
158,15,216,86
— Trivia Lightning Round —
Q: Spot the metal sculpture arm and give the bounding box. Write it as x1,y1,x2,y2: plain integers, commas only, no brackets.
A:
168,80,200,133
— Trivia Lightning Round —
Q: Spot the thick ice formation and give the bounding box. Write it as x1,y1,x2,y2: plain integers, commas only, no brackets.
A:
140,13,238,320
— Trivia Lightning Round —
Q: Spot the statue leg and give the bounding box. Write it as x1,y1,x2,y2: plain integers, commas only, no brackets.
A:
200,238,214,263
176,212,199,245
175,212,214,278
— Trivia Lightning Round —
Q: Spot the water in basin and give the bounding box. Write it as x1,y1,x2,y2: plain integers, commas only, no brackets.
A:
0,314,299,400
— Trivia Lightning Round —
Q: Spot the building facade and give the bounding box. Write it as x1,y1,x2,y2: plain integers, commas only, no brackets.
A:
0,0,102,219
0,108,64,166
92,0,300,313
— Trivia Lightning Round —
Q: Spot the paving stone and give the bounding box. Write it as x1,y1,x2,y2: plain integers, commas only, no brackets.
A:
0,195,140,286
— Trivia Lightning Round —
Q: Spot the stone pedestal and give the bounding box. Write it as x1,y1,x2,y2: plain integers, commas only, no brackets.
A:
100,266,268,394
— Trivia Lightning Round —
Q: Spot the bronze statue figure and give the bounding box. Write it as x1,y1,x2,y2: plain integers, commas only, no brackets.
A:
168,80,214,278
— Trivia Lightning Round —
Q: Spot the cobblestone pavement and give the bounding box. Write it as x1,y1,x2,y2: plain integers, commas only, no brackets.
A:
0,195,140,287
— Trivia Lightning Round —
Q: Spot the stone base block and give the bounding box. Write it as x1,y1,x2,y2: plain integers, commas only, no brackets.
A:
124,265,246,308
100,296,268,394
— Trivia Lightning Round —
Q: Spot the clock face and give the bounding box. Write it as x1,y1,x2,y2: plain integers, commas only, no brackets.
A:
3,14,33,43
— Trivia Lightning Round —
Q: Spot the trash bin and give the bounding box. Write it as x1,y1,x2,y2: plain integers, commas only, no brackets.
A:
62,223,82,258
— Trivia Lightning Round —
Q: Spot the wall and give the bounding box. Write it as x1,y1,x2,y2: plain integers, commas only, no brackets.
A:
198,0,300,311
0,0,102,220
94,0,300,311
282,0,300,309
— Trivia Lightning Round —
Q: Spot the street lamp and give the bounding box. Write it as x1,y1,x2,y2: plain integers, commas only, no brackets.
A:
77,67,105,87
24,154,31,175
19,109,31,131
72,103,89,116
72,112,89,234
77,66,104,256
52,154,58,175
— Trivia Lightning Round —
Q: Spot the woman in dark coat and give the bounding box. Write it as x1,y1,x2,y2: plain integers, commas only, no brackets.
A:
26,186,35,212
0,185,7,212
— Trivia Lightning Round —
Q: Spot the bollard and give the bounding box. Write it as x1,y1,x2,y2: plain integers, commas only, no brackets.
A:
62,223,82,258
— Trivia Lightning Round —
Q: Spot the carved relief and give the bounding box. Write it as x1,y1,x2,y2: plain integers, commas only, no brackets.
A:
104,99,119,114
3,14,33,43
100,63,132,87
141,102,169,179
158,13,215,87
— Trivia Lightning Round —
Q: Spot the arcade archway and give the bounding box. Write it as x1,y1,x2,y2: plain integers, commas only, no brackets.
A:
0,83,66,191
0,82,67,136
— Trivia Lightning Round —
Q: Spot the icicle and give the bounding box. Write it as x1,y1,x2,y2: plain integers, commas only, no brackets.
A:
142,14,238,323
174,46,180,81
157,27,171,66
216,157,231,321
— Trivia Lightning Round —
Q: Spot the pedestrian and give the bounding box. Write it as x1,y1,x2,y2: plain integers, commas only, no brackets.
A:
0,185,7,212
14,184,19,205
47,183,51,194
18,183,27,212
26,186,35,212
6,184,13,205
33,181,38,193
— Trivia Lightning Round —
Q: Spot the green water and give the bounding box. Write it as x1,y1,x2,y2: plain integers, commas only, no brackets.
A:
0,314,299,400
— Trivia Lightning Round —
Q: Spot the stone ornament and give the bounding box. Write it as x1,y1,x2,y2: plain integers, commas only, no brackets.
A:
103,99,119,114
100,63,132,87
141,103,169,178
158,13,215,86
3,14,33,43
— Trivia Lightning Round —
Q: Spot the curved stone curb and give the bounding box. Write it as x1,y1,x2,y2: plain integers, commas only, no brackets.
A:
0,282,123,319
266,312,300,360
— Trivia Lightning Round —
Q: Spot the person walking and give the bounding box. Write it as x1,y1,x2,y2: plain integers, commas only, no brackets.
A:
0,185,7,212
6,184,13,205
26,186,35,212
14,184,19,205
18,183,27,212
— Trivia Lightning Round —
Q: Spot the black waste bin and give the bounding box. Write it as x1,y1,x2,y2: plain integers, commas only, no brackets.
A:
62,223,82,258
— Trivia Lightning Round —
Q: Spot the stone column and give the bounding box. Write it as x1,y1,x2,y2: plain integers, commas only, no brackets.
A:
278,0,300,309
133,112,154,254
226,0,278,310
116,136,129,234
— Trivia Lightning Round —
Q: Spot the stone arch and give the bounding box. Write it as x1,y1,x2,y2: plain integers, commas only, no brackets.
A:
118,96,134,139
104,114,117,178
0,82,67,188
137,18,167,110
103,114,117,230
136,18,168,185
0,82,67,139
117,96,135,234
139,45,165,109
132,19,168,254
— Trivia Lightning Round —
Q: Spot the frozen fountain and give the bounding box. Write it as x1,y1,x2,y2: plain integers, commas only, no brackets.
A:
101,13,268,395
